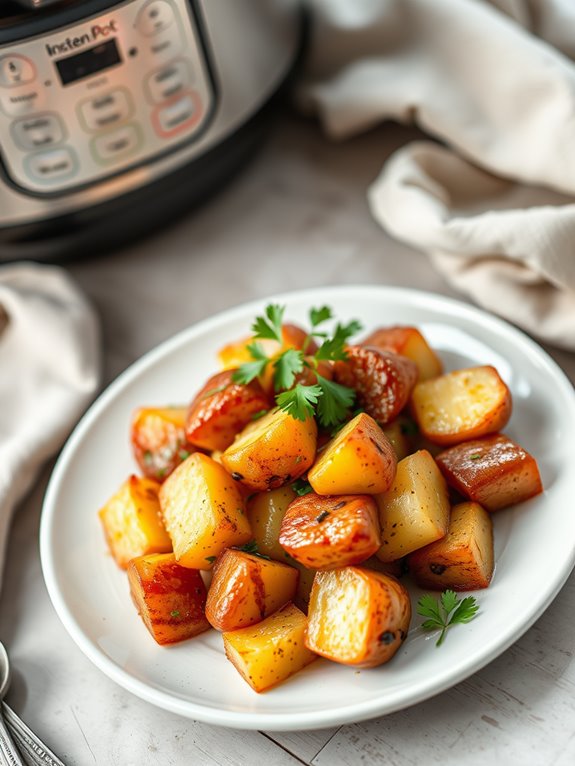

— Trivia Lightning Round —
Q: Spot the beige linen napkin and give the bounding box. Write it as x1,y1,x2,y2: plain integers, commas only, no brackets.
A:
0,263,100,592
302,0,575,349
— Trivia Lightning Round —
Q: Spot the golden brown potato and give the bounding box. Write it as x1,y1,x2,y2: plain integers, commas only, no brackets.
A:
127,553,210,645
205,549,298,632
159,453,252,569
410,366,512,446
380,418,411,461
334,346,418,425
279,493,381,569
306,567,411,667
308,412,396,495
223,602,317,692
408,501,494,591
362,326,443,381
131,407,192,482
185,369,271,452
435,433,543,511
376,450,450,562
99,475,172,569
246,486,297,562
221,407,317,491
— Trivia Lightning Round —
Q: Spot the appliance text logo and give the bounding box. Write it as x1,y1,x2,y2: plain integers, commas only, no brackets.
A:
45,20,118,57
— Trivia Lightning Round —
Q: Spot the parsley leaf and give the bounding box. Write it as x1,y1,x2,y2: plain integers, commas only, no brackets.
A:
276,383,321,421
417,590,479,647
316,320,363,362
251,304,284,343
315,374,356,427
310,306,333,328
273,347,305,391
232,342,270,384
291,479,313,496
233,303,360,431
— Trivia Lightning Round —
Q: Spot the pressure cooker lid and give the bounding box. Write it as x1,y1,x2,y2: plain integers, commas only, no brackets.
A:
0,0,119,35
0,0,75,22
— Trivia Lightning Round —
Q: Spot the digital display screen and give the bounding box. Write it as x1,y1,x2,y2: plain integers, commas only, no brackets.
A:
55,40,122,86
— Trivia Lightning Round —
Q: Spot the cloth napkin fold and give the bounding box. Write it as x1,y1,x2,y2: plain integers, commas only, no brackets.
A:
0,263,100,593
301,0,575,350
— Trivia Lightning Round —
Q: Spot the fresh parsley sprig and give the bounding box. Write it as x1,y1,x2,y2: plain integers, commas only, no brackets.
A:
417,590,480,647
232,304,362,428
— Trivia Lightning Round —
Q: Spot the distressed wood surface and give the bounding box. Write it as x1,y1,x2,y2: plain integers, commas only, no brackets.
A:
1,111,574,765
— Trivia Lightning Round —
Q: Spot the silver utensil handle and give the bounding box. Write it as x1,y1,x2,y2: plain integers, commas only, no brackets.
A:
0,713,25,766
1,704,65,766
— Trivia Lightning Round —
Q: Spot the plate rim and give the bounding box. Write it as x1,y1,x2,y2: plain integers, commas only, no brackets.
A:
40,284,575,730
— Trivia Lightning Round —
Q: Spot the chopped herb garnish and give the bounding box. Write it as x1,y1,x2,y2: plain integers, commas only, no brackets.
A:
178,449,190,461
170,610,180,618
237,540,271,560
205,556,217,564
276,383,322,421
232,342,270,385
239,540,259,554
417,590,480,647
251,304,285,343
469,453,482,460
292,479,313,496
157,468,166,478
201,383,229,400
143,450,153,465
233,304,362,429
251,409,269,421
400,419,419,436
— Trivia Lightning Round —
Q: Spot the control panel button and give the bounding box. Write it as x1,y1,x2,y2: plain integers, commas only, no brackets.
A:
25,147,78,184
12,113,65,150
0,56,36,88
0,88,43,117
146,59,191,104
78,89,133,132
153,91,202,137
147,27,183,63
92,124,142,163
136,1,175,36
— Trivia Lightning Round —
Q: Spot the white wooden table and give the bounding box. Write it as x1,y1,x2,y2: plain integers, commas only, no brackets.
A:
1,112,575,766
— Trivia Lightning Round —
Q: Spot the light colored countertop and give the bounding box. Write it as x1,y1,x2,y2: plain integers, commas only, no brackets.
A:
2,111,575,766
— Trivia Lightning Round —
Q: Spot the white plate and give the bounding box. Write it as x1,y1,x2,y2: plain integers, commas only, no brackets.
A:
40,286,575,731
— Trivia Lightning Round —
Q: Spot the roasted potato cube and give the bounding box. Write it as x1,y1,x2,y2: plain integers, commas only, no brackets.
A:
246,487,318,610
410,365,512,446
221,407,317,491
127,553,210,645
131,407,192,482
435,434,543,511
362,326,443,381
306,568,411,667
159,453,252,569
334,346,418,425
308,412,396,495
362,556,404,578
206,549,298,631
376,450,450,562
223,603,317,692
408,501,494,590
279,493,381,569
99,475,172,569
381,418,411,461
293,565,317,613
247,486,297,561
185,370,271,453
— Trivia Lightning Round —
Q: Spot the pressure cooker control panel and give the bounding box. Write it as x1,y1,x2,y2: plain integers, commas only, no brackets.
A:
0,0,215,194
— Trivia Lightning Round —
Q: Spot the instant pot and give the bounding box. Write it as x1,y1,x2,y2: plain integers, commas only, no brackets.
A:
0,0,302,260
